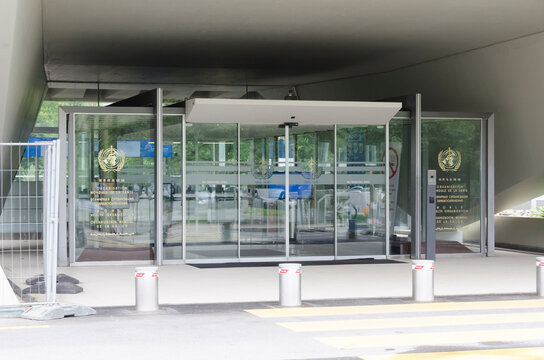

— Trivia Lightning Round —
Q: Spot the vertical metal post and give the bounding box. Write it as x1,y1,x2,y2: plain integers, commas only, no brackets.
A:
0,146,3,282
385,123,390,257
411,94,422,259
58,109,68,266
68,113,76,263
333,124,338,259
28,151,32,280
486,115,495,256
154,88,163,265
237,123,241,260
43,144,51,300
480,118,486,256
18,145,21,285
50,141,60,302
284,125,290,258
57,108,68,266
9,147,13,277
43,142,59,303
46,143,53,303
182,116,187,262
35,147,39,276
425,170,436,261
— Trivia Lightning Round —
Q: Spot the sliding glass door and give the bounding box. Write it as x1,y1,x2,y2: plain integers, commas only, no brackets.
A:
181,122,387,262
336,125,387,257
185,123,238,260
289,125,335,257
239,124,286,258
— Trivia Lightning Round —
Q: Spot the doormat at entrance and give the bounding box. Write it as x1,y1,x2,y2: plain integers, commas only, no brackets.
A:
188,249,286,258
189,258,402,269
77,247,154,262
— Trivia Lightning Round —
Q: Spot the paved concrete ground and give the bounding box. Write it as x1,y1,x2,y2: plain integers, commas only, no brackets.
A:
55,250,539,307
3,295,544,360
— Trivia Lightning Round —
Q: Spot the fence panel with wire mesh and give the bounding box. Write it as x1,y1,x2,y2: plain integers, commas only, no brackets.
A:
0,141,60,306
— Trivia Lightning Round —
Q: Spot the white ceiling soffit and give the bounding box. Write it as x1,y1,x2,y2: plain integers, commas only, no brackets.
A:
186,99,402,126
43,1,544,85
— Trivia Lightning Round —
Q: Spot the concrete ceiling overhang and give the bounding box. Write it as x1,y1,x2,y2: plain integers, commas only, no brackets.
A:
186,98,402,125
42,0,544,86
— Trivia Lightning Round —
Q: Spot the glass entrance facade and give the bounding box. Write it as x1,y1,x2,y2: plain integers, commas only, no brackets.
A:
63,105,492,264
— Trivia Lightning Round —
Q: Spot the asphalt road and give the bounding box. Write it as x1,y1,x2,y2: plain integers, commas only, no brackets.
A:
2,294,544,360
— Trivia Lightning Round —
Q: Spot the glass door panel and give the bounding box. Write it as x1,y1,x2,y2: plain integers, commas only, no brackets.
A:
289,125,334,257
74,114,156,262
421,118,482,254
240,125,286,258
388,117,412,255
163,115,183,260
185,123,238,259
336,125,386,256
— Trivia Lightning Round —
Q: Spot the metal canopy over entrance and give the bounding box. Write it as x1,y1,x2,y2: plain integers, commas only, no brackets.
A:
58,93,494,266
186,98,402,125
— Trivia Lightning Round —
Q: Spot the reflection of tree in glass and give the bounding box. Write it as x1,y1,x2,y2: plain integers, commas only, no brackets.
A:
186,123,237,163
36,101,94,127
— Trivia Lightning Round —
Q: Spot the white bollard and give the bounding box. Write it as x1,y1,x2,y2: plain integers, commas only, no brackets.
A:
537,257,544,297
412,260,434,302
279,263,302,307
135,266,159,312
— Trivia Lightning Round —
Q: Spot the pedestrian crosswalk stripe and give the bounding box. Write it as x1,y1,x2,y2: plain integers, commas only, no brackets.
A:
278,311,544,332
317,327,544,349
246,299,544,318
0,325,50,331
358,347,544,359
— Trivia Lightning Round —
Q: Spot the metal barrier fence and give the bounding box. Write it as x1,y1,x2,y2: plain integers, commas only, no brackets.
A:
0,141,60,306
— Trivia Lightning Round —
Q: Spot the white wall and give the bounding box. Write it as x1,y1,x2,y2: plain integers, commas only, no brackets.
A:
0,0,46,143
495,216,544,252
298,32,544,212
0,0,46,201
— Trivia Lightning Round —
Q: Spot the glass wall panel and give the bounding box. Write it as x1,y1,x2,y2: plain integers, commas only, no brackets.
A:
240,125,286,258
388,117,412,255
336,125,386,256
421,118,481,253
74,114,155,262
185,123,238,259
163,115,183,260
289,125,334,257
